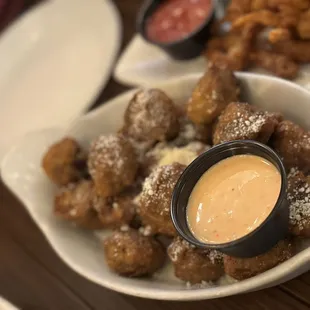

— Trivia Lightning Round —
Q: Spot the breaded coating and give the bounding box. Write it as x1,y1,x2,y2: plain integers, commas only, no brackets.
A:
213,102,281,145
224,239,295,280
232,10,280,29
122,89,179,143
268,28,292,43
93,190,137,229
139,163,185,236
225,0,252,22
54,180,103,229
206,24,259,71
287,168,310,237
251,0,268,11
103,230,165,277
277,5,301,28
88,134,138,197
250,50,298,79
187,66,240,125
168,237,224,284
273,39,310,63
297,9,310,39
268,0,309,11
42,137,87,186
272,120,310,172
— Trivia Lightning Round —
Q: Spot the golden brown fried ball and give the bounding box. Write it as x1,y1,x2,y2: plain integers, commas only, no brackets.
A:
141,141,208,177
168,237,224,284
272,120,310,172
139,163,186,236
54,180,103,229
93,189,137,229
287,168,310,237
224,239,295,280
42,137,87,186
122,89,179,143
187,65,240,125
213,102,281,145
88,134,138,197
103,230,165,277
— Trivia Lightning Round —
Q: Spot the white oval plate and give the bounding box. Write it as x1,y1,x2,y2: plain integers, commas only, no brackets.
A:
0,297,18,310
114,35,310,89
2,73,310,300
0,0,121,160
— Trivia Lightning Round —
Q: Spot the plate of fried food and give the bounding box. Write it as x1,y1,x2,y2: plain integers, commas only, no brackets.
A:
2,68,310,300
114,0,310,89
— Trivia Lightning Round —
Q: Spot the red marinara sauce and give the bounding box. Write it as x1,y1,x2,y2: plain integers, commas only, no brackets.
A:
146,0,213,44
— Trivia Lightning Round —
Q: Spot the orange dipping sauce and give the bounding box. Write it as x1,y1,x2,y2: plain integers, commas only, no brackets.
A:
187,155,281,244
146,0,213,43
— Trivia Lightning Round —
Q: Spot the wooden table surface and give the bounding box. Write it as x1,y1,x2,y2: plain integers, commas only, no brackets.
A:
1,1,310,309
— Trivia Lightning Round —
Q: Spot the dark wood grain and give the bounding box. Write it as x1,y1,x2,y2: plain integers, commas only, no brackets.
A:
1,1,310,309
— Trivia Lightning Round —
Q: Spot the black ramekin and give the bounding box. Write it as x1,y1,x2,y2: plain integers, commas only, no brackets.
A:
171,140,289,258
136,0,216,60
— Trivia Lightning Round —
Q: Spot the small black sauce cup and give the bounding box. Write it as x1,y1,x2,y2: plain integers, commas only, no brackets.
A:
136,0,216,60
171,140,289,258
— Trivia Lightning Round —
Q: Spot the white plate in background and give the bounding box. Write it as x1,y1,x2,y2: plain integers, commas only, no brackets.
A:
114,34,310,89
2,73,310,300
0,297,18,310
0,0,121,160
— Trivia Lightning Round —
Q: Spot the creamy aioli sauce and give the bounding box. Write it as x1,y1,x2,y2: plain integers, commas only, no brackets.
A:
187,155,281,244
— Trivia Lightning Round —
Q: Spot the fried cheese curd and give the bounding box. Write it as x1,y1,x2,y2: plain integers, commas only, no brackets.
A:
103,230,165,277
287,168,310,237
139,163,186,236
187,65,240,125
168,237,224,284
42,137,87,186
213,102,281,145
272,120,310,172
122,89,179,143
55,180,138,230
88,134,138,197
54,180,103,230
224,239,295,280
93,188,137,229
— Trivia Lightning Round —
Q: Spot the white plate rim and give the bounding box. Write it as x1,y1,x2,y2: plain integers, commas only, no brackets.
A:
2,72,310,301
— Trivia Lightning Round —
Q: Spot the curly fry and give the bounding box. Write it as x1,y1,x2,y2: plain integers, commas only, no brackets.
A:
268,28,291,43
225,0,252,22
297,9,310,39
273,40,310,63
206,24,260,71
251,0,269,11
205,0,310,78
232,10,280,29
250,50,299,78
207,34,241,52
277,5,301,27
268,0,310,10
